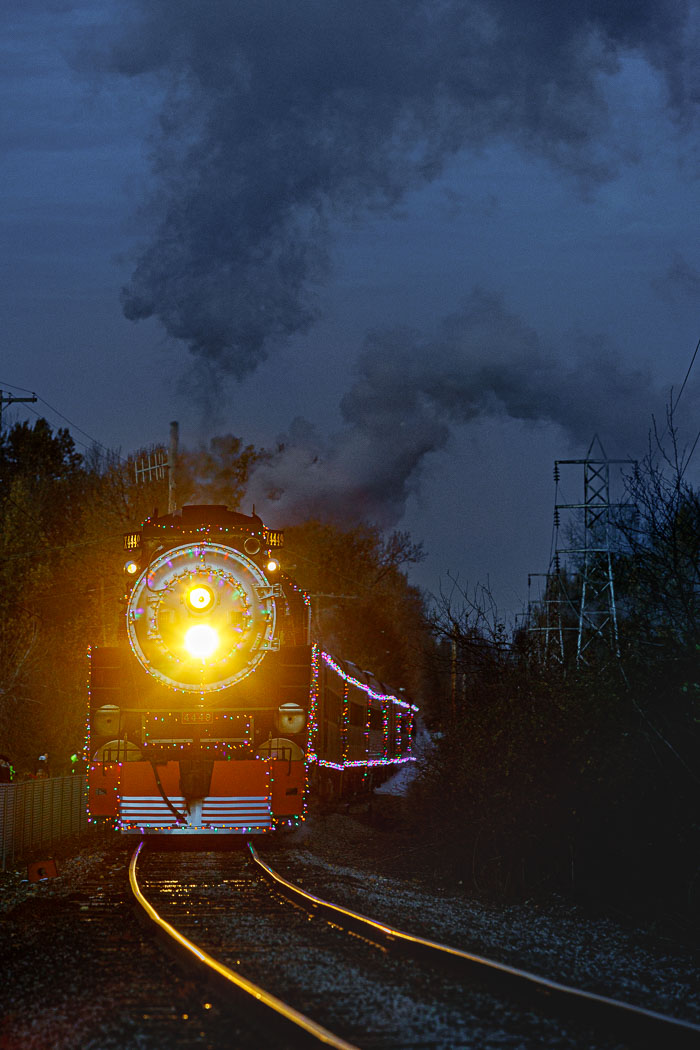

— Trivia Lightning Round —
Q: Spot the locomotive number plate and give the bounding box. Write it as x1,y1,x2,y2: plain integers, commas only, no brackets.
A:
182,711,213,724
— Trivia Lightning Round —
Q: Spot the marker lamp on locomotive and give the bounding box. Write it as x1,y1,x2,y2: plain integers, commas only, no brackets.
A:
266,558,280,574
184,624,219,659
124,557,139,575
186,584,215,612
275,702,306,734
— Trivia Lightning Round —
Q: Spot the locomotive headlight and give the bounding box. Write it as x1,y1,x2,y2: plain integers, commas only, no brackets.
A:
184,624,219,659
186,584,215,612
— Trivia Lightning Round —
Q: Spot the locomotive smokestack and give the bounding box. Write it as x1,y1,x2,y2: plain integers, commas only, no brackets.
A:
168,420,179,514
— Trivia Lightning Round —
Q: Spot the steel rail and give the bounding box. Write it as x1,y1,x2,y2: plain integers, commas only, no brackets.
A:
249,843,700,1049
128,841,359,1050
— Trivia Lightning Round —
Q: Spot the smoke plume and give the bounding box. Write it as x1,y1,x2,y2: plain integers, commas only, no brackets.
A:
245,290,661,525
80,0,696,374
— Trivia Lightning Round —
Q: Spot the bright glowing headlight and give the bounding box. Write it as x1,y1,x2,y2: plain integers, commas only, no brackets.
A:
186,585,215,612
184,624,219,659
126,541,277,692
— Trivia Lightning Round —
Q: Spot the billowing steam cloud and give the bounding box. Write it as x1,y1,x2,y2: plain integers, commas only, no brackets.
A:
81,0,696,374
78,3,694,527
245,290,659,526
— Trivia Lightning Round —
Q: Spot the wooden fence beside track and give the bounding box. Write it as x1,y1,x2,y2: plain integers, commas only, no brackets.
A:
0,775,88,870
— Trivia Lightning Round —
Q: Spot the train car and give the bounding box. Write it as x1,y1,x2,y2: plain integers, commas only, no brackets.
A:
86,505,417,836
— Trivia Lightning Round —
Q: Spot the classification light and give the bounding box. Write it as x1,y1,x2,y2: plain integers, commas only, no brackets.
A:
266,558,280,574
184,624,219,659
124,558,139,575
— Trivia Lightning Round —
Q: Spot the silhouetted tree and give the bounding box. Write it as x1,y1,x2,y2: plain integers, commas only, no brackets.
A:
614,414,700,656
0,420,88,769
284,520,430,698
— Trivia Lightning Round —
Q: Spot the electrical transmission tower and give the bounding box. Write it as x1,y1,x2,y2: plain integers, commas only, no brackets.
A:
530,435,634,666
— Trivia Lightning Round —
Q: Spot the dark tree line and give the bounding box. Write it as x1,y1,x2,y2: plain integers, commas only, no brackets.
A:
0,420,432,775
3,415,697,931
0,421,167,772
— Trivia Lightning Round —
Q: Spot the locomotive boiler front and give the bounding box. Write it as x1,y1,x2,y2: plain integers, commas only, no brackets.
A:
126,541,279,693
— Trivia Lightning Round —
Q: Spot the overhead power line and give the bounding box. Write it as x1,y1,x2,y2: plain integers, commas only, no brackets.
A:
672,334,700,412
0,380,126,461
673,333,700,480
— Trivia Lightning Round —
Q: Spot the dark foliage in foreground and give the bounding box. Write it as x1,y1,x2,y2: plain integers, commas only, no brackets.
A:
413,652,698,930
414,429,700,935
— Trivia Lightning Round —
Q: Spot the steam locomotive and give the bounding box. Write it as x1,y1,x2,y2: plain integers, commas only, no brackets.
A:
87,505,417,835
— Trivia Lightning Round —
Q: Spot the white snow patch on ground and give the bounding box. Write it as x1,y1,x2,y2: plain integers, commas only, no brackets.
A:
375,721,433,796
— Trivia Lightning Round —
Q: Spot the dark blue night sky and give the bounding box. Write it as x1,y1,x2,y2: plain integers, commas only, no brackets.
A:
3,0,700,618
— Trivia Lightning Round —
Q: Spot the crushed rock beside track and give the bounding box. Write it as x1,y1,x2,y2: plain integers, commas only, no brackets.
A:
1,785,699,1048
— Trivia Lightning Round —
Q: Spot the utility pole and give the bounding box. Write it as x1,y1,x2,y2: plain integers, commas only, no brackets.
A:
168,420,178,513
0,390,38,431
450,633,457,720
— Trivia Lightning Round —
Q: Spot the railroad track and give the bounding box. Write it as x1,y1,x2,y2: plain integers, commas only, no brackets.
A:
130,841,700,1049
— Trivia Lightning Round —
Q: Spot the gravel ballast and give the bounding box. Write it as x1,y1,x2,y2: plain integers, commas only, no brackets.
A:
1,792,698,1049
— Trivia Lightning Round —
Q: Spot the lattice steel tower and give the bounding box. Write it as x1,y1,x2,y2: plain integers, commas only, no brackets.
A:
533,435,634,666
